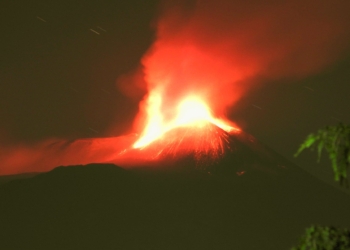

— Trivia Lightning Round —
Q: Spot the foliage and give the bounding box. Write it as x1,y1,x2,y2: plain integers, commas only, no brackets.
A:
291,225,350,250
295,123,350,186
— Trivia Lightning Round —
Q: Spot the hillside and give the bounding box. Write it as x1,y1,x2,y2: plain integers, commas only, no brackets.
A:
0,161,350,250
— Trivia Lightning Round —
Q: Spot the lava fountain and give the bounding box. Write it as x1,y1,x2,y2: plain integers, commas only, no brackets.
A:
134,93,239,148
121,89,241,166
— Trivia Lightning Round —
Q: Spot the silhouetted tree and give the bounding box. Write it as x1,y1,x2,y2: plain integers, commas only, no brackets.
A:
295,123,350,187
291,225,350,250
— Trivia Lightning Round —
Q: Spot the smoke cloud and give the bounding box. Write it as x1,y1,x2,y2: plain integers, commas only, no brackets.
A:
0,136,137,175
126,0,350,131
2,0,350,175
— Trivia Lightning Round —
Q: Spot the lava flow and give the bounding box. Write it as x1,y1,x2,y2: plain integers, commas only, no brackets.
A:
130,92,241,163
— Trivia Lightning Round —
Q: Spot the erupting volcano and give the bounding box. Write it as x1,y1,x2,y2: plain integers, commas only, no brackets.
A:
131,93,240,163
1,0,349,176
2,1,350,249
134,95,238,148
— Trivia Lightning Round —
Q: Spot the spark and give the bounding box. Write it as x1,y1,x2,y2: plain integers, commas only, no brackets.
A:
36,16,47,22
69,87,79,93
88,127,99,134
303,86,314,92
97,26,107,32
252,104,262,110
236,171,246,176
89,29,100,35
133,94,239,150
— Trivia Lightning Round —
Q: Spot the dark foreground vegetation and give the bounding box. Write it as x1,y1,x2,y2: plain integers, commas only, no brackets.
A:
0,162,350,250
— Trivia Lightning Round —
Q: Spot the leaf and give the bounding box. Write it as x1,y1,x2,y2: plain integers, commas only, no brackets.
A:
317,141,324,162
295,123,350,187
291,225,350,249
294,134,317,157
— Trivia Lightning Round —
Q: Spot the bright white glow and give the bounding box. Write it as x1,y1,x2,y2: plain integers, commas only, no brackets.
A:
175,97,211,126
133,94,238,148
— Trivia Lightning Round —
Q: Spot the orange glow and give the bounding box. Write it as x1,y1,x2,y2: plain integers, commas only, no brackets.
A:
133,92,239,151
176,97,211,125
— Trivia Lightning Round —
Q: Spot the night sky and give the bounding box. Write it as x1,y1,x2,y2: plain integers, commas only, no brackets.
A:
1,0,350,188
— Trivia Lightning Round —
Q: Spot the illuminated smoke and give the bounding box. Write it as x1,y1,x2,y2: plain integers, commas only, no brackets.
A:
128,0,350,138
133,95,238,148
0,136,136,175
1,0,350,175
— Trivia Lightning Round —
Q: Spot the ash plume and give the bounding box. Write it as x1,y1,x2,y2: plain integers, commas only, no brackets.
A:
1,0,350,175
123,0,350,128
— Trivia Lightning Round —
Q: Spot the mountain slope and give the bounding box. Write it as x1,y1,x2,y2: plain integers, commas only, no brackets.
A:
0,160,350,250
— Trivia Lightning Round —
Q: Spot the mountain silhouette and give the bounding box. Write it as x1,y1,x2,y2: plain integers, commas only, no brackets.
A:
1,129,350,249
116,124,299,176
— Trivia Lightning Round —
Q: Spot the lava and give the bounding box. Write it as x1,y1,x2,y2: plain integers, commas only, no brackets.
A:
132,92,240,162
134,94,239,148
123,0,350,159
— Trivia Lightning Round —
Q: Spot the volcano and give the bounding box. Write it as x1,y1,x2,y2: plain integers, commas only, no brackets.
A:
115,122,237,167
1,128,350,250
113,123,288,177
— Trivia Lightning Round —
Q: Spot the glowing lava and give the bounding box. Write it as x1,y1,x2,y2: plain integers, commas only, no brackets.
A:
133,93,240,156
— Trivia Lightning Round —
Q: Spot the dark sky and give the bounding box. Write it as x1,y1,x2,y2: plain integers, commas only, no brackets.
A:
0,0,159,141
1,0,350,188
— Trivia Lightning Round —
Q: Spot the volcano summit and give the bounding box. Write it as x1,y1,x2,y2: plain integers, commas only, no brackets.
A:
1,101,349,250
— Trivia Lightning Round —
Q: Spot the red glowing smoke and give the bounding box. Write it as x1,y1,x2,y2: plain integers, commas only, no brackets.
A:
0,136,137,175
126,0,350,135
1,0,350,175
